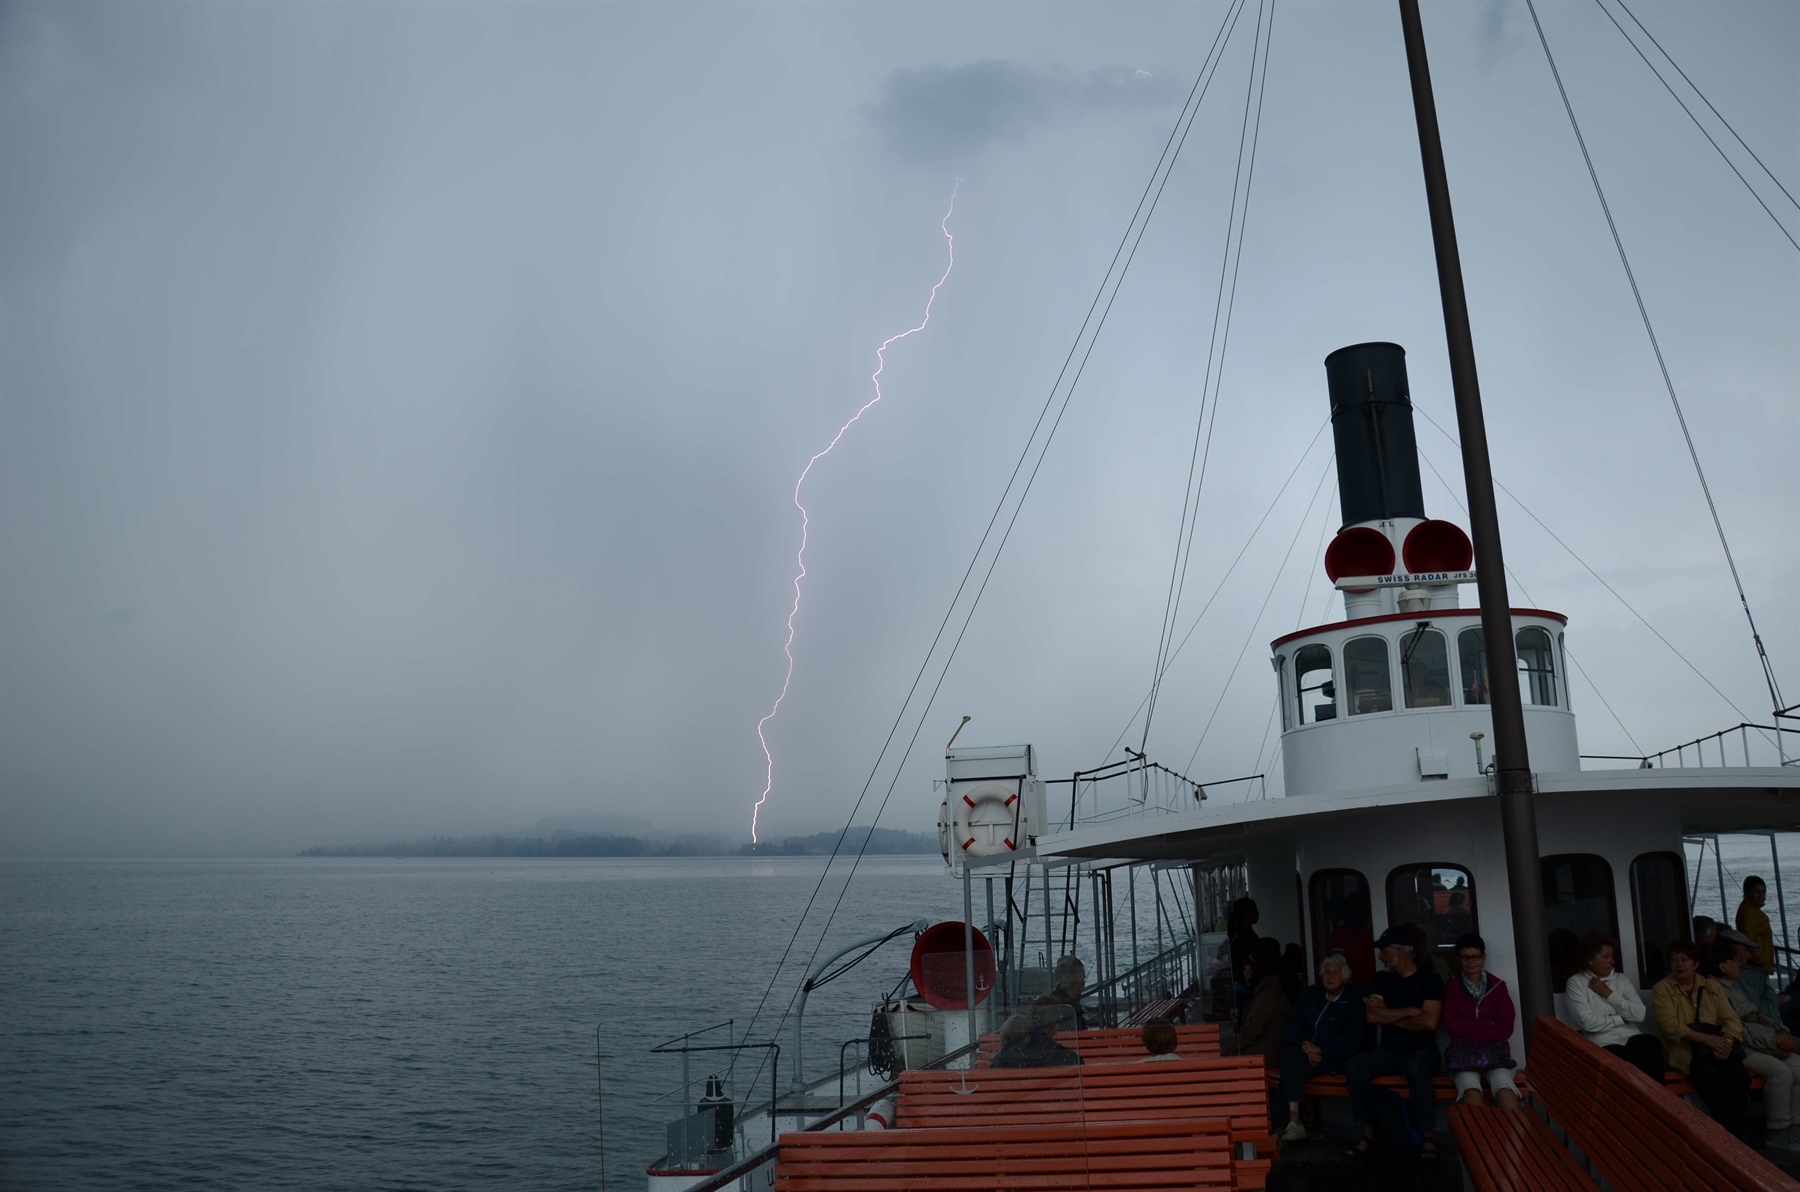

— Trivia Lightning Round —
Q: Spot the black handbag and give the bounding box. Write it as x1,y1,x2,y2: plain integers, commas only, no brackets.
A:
1691,1019,1747,1062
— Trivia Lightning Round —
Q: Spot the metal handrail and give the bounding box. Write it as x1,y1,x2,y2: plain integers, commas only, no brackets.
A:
683,1039,980,1192
1582,721,1796,770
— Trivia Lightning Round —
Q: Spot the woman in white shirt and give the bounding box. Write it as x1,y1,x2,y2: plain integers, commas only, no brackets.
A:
1564,932,1665,1081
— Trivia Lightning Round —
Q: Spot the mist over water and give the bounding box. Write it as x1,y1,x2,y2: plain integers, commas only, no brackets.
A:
0,856,965,1191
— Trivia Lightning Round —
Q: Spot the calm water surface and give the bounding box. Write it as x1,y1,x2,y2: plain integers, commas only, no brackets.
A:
0,856,966,1191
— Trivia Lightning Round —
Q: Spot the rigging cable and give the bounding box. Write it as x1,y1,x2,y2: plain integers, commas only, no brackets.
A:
1608,0,1800,217
1524,0,1786,718
1182,456,1334,778
1143,0,1277,756
1414,443,1645,756
727,0,1254,1095
1588,0,1797,251
1251,492,1337,785
1102,417,1332,767
1411,400,1774,741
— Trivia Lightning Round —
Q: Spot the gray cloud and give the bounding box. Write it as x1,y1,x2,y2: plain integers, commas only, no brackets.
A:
868,60,1181,164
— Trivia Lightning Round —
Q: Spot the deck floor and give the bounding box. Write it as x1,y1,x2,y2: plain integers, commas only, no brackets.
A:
1270,1127,1800,1190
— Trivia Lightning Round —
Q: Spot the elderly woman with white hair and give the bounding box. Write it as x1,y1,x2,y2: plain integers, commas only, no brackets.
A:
1048,954,1088,1032
1275,953,1366,1143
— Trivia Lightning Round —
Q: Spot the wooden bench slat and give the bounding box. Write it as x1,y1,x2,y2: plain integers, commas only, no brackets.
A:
1449,1103,1596,1192
773,1119,1236,1191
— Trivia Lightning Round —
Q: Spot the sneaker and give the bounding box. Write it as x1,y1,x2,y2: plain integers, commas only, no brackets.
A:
1767,1126,1800,1152
1279,1121,1309,1144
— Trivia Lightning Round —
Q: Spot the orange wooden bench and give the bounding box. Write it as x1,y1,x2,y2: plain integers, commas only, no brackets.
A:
1662,1067,1764,1098
897,1057,1273,1189
773,1118,1236,1190
1450,1102,1596,1192
1119,997,1189,1027
1287,1069,1532,1103
1507,1016,1797,1192
974,1023,1220,1067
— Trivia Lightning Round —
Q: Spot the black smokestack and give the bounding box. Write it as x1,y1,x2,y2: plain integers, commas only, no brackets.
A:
1325,341,1425,527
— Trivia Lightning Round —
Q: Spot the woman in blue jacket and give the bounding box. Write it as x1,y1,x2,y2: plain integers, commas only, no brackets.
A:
1276,952,1366,1142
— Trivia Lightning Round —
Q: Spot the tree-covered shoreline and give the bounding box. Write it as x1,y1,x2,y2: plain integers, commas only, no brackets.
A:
299,826,935,858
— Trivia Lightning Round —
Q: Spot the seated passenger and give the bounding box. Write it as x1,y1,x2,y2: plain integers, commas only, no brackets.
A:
1232,937,1291,1064
1652,941,1750,1139
1345,924,1444,1162
1716,945,1800,1151
1047,955,1089,1032
1693,916,1718,950
1275,953,1364,1143
1442,933,1520,1109
1563,932,1664,1081
1138,1017,1180,1062
993,997,1082,1069
1717,927,1776,1018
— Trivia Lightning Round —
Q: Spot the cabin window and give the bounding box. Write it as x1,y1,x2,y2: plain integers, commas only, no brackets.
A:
1517,627,1558,707
1310,869,1375,986
1343,637,1393,716
1276,656,1290,731
1401,626,1452,709
1630,852,1689,987
1387,863,1476,963
1559,632,1572,710
1294,644,1336,725
1542,853,1618,988
1458,627,1490,705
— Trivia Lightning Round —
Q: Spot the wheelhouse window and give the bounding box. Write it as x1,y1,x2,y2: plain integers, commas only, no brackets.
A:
1276,656,1290,731
1310,869,1375,986
1630,852,1688,987
1294,644,1336,725
1401,626,1451,709
1387,863,1476,964
1517,627,1558,707
1343,637,1393,716
1458,627,1489,705
1542,853,1618,988
1559,632,1572,710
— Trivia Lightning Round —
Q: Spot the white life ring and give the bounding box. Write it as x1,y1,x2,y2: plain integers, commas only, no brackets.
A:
947,783,1020,857
937,800,951,861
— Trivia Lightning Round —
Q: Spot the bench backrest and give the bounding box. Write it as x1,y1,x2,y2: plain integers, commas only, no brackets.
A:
974,1023,1220,1067
773,1118,1235,1191
1528,1015,1798,1192
897,1056,1269,1136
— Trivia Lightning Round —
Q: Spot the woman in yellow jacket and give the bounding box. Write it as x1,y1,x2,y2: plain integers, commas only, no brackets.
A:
1653,940,1752,1139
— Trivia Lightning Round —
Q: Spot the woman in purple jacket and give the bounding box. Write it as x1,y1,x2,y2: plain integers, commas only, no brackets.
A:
1443,933,1520,1109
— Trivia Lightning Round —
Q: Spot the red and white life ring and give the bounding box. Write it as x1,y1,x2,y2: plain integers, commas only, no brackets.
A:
944,782,1020,857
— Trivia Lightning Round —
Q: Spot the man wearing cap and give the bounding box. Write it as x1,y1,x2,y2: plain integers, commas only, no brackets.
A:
1343,923,1445,1162
1719,927,1778,1022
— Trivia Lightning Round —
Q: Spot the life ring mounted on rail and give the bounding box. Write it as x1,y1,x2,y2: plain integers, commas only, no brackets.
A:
939,782,1020,858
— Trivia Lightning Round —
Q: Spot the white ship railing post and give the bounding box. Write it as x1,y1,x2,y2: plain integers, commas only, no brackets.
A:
1769,832,1791,986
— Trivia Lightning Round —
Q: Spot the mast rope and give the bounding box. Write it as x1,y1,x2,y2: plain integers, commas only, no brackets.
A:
1524,0,1786,717
1182,456,1334,778
1587,0,1797,251
1143,0,1278,757
1102,418,1331,770
727,0,1256,1094
1412,400,1774,744
1605,0,1800,219
1414,444,1646,756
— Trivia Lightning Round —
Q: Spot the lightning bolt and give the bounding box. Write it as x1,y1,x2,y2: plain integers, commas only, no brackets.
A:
751,182,960,844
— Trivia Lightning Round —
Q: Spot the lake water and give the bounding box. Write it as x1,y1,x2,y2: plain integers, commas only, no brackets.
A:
0,856,969,1191
7,838,1799,1191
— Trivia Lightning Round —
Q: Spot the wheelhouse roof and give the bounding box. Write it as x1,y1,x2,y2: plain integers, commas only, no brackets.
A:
1034,768,1800,864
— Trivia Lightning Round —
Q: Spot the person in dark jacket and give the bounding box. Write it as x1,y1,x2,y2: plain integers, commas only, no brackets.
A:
993,998,1081,1068
1233,937,1291,1063
1442,933,1519,1109
1046,955,1089,1032
1275,952,1365,1142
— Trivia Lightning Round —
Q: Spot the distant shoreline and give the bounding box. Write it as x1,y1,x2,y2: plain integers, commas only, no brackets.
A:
298,826,936,859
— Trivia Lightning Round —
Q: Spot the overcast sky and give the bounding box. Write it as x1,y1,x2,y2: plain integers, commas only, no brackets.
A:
2,1,1794,856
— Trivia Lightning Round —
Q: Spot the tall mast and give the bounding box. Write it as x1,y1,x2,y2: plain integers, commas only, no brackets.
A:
1397,0,1552,1033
